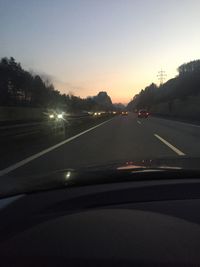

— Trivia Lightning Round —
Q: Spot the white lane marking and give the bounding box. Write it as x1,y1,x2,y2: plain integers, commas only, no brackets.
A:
154,134,186,156
137,121,142,125
0,118,114,177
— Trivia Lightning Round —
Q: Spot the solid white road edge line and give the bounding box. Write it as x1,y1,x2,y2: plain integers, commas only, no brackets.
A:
0,117,115,177
153,116,200,128
154,134,186,156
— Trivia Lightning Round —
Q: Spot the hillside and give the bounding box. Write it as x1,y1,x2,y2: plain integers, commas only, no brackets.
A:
0,57,120,112
127,60,200,120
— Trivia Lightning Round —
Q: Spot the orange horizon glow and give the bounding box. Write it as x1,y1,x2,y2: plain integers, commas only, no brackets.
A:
53,65,180,105
2,1,200,106
54,81,135,105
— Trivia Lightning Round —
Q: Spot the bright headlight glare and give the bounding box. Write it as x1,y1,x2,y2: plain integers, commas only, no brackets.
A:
57,114,63,119
65,171,71,180
49,114,54,119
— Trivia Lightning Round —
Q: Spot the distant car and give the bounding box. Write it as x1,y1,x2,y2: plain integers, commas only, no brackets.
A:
121,111,128,115
138,110,149,118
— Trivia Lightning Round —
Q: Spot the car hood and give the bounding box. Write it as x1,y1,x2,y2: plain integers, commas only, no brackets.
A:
75,157,200,171
1,157,200,198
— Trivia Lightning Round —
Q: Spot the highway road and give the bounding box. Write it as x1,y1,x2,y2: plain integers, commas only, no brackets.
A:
1,113,200,192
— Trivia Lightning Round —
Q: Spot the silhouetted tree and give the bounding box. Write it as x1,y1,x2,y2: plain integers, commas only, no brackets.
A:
0,57,115,112
127,59,200,120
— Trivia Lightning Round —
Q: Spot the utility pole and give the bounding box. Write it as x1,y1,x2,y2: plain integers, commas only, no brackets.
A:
157,69,166,85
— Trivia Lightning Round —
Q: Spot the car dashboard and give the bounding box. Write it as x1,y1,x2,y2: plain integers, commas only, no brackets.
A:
0,178,200,266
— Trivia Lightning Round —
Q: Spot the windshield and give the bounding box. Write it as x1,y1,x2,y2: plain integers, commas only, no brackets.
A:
1,0,200,196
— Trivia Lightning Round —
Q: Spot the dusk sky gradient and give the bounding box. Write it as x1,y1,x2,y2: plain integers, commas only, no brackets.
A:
1,0,200,103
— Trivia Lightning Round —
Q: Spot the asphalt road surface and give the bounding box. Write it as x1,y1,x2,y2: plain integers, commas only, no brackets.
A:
1,113,200,179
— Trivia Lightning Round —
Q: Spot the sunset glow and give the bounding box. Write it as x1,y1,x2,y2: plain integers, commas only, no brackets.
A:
1,0,200,104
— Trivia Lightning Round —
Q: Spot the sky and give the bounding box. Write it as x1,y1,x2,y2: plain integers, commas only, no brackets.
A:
1,0,200,104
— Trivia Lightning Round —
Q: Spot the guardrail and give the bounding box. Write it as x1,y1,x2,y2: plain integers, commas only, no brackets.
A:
0,121,54,139
0,114,111,140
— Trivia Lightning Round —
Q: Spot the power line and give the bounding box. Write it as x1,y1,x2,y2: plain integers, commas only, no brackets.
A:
157,69,167,85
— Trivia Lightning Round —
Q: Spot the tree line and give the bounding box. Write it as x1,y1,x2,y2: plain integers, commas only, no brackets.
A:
127,60,200,120
0,57,114,112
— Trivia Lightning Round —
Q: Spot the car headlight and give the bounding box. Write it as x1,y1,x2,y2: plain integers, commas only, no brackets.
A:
49,114,55,119
57,114,63,119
